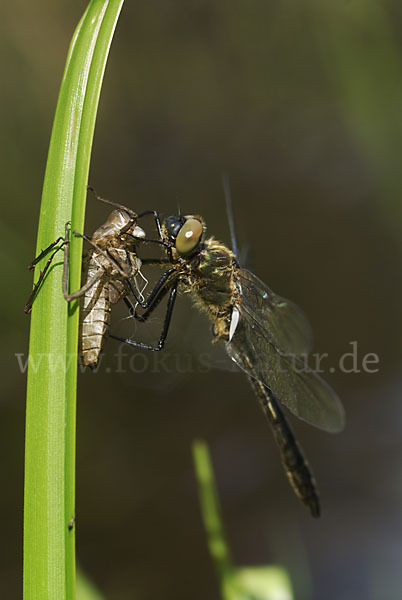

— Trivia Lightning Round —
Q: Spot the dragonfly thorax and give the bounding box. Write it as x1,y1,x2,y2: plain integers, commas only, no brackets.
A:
185,237,240,341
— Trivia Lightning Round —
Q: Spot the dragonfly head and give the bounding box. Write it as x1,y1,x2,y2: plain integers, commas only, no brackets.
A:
163,215,205,256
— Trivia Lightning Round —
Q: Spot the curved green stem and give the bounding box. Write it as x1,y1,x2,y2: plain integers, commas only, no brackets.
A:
24,2,124,599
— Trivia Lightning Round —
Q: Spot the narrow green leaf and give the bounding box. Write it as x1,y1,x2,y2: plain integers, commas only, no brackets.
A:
192,440,293,600
24,2,124,599
192,440,233,581
225,567,293,600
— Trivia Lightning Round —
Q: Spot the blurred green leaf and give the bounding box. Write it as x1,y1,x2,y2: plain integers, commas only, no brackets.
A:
311,0,402,226
225,566,293,600
192,440,294,600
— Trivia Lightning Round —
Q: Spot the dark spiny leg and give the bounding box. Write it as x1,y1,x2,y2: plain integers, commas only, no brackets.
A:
127,233,170,249
131,237,166,246
128,233,177,263
25,240,66,314
123,284,170,321
128,234,175,258
111,284,178,352
126,267,177,310
140,258,171,265
27,236,65,271
130,208,177,263
137,209,163,240
248,376,320,518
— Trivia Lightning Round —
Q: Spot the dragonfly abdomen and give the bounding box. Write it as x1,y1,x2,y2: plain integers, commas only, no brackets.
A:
247,375,321,518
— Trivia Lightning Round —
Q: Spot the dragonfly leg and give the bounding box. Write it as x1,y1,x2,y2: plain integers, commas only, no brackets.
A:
61,222,106,301
128,234,178,264
27,236,65,271
87,186,137,233
137,209,163,240
125,267,177,310
132,209,178,263
111,283,178,351
140,258,171,265
63,269,103,302
24,238,67,313
27,222,125,304
123,283,170,322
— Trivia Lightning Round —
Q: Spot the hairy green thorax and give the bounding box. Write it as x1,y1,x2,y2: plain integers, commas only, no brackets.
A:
187,237,240,340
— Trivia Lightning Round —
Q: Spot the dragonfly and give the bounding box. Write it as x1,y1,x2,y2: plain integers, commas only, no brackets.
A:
25,189,150,367
112,182,345,517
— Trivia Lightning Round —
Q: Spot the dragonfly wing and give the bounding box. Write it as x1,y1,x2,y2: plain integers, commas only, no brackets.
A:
226,295,345,433
238,269,313,356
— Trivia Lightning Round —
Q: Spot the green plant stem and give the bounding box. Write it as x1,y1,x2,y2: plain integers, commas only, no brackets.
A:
24,2,124,599
192,440,233,581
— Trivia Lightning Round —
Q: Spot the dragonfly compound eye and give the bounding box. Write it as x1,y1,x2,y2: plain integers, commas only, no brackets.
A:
164,216,184,241
176,218,203,254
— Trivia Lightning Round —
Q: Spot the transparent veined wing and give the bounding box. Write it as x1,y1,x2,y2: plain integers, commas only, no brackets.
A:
226,269,345,433
237,269,313,356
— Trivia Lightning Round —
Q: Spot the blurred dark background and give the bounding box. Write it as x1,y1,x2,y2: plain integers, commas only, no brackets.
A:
2,1,402,598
